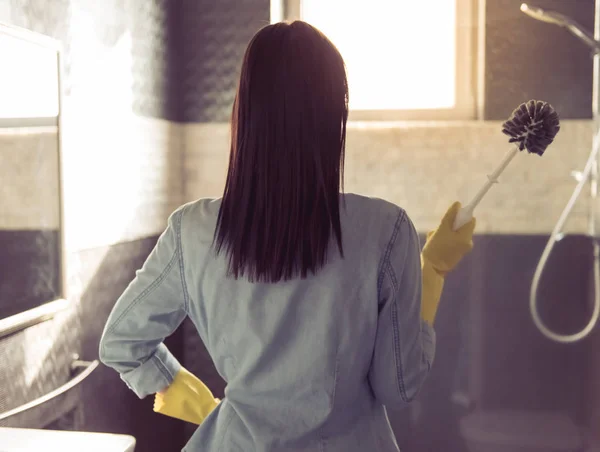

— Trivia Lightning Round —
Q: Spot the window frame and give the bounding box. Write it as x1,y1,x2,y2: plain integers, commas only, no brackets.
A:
0,23,61,128
272,0,479,121
0,21,68,339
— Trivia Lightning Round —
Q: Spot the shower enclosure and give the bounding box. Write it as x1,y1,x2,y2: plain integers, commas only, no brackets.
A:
523,2,600,344
390,2,600,451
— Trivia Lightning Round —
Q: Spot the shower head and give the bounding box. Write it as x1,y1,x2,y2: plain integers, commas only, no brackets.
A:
520,3,571,26
520,3,600,53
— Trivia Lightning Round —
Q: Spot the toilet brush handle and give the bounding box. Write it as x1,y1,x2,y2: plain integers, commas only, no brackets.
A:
453,146,519,230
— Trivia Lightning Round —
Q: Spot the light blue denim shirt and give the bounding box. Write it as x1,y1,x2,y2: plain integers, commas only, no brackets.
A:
99,193,436,452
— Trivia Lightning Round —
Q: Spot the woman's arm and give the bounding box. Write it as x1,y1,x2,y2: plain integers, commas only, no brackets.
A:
420,202,476,324
368,203,476,409
368,210,435,409
99,207,189,399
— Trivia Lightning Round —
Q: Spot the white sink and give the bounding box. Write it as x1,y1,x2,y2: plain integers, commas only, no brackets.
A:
0,427,136,451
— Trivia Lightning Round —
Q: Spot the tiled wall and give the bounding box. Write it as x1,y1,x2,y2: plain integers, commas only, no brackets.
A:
0,2,185,451
183,120,595,235
178,0,270,122
0,128,63,321
0,128,60,230
2,0,599,450
484,0,595,119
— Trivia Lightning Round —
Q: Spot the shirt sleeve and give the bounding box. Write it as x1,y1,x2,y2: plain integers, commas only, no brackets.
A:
368,209,436,409
98,207,189,399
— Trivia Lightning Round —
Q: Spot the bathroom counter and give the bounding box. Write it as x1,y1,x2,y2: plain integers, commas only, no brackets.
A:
0,427,136,451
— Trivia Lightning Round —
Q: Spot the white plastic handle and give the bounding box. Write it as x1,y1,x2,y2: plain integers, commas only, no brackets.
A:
452,146,520,231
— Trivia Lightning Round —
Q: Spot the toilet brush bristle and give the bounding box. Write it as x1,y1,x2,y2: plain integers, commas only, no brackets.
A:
502,100,560,156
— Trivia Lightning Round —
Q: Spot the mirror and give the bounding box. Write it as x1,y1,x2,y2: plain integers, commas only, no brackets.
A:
0,23,66,338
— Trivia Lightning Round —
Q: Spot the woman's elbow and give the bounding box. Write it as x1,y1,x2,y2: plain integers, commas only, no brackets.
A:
98,334,111,367
98,331,123,370
370,360,432,409
400,367,430,404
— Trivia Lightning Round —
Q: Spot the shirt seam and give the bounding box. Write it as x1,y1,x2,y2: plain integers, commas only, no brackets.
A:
377,209,406,300
381,209,411,403
174,207,191,314
100,210,183,360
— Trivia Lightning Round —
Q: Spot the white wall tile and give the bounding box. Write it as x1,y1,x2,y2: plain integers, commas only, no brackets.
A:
182,120,595,235
0,127,60,230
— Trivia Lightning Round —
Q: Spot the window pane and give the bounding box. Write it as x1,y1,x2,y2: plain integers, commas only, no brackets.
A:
0,34,59,119
302,0,457,110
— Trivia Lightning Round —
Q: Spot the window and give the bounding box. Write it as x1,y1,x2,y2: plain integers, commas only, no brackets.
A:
0,30,60,127
272,0,477,120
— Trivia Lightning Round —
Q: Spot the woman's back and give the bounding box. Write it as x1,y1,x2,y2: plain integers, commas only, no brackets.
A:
180,193,435,452
98,21,444,452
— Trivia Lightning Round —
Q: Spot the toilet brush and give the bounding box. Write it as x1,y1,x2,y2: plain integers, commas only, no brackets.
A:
453,100,561,230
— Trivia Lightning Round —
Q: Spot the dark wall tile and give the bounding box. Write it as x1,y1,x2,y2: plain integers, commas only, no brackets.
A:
473,235,590,419
129,0,183,121
179,0,270,122
0,230,61,320
175,0,595,122
484,0,595,119
395,233,592,450
0,236,186,451
0,306,81,429
590,327,600,444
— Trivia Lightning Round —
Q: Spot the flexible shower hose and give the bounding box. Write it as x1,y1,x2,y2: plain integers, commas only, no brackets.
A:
530,128,600,343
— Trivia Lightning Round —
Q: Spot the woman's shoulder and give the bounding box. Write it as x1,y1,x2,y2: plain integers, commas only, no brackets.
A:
169,197,222,233
179,197,222,216
342,192,408,221
341,193,416,249
179,198,221,213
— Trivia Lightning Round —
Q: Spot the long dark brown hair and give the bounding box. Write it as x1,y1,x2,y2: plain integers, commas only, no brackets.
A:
214,20,349,283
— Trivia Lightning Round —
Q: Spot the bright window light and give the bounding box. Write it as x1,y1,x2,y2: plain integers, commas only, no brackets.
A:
301,0,457,111
0,34,59,119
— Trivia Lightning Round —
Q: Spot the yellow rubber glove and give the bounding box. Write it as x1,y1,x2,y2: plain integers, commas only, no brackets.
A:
153,367,219,425
422,202,476,275
421,255,445,325
421,202,476,324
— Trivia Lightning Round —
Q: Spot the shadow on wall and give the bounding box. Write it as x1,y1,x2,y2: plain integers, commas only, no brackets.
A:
0,238,187,452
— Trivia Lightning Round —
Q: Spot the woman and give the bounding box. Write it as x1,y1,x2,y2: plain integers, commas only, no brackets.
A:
100,20,475,452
